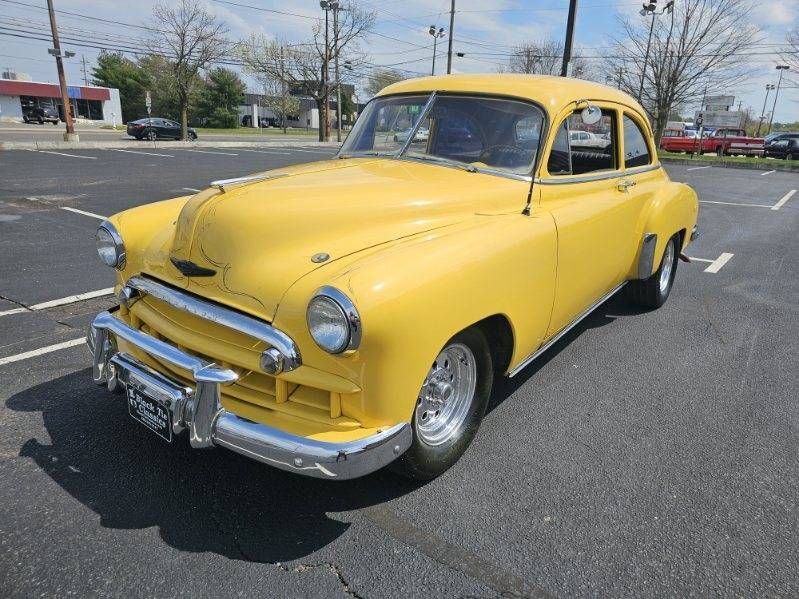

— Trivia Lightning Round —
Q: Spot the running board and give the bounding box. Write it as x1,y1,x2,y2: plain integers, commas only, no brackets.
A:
508,282,626,378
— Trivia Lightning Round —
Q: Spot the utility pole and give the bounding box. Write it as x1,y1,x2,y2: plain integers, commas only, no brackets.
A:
320,1,331,142
446,0,455,74
81,54,88,86
332,2,341,143
767,65,789,136
561,0,578,76
755,83,775,137
46,0,77,141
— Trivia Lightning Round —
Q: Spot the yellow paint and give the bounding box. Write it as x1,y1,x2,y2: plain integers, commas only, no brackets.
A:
105,75,698,442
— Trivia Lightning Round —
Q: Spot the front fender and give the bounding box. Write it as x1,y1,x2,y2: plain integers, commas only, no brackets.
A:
272,213,557,427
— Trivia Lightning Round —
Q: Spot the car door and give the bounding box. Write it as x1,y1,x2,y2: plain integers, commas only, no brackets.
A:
164,120,181,138
537,104,647,337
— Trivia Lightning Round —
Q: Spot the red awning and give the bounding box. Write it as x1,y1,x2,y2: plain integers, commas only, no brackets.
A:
0,79,110,101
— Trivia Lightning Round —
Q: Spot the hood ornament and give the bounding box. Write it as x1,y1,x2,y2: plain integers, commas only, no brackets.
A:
170,256,216,277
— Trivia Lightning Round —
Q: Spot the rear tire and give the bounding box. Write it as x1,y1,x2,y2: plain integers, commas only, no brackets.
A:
392,327,493,480
625,234,679,309
716,146,724,157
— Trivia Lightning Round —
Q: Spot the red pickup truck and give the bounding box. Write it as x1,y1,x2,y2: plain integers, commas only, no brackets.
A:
660,128,765,156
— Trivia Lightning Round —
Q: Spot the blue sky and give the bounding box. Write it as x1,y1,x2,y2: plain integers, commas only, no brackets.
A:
0,0,796,122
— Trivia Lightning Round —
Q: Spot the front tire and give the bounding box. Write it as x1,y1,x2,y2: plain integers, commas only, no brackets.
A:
392,327,493,480
625,234,679,309
145,129,157,141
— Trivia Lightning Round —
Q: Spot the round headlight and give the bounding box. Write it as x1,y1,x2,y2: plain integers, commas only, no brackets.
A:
95,222,125,269
307,288,361,354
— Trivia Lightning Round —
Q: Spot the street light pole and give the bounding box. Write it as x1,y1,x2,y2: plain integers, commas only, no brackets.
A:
767,65,789,136
560,0,578,76
46,0,77,141
755,84,775,137
446,0,455,74
637,1,674,104
428,26,445,75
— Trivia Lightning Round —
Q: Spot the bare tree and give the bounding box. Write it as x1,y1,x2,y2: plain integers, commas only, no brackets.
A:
605,0,759,144
237,3,373,142
504,40,589,78
261,77,301,134
783,28,799,78
365,68,406,98
149,0,228,140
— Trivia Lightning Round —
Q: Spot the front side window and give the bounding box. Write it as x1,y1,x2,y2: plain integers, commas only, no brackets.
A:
340,93,545,176
623,115,652,168
547,109,616,176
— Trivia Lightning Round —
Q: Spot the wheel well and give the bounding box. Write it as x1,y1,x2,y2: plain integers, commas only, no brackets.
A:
677,228,686,250
474,314,514,376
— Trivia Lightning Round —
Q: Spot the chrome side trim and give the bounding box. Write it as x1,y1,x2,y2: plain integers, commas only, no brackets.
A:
88,320,412,479
508,282,626,378
126,275,301,372
536,164,660,185
210,173,288,192
637,233,658,280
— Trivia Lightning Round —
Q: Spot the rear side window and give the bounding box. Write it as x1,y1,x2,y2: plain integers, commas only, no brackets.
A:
547,109,616,176
623,115,652,168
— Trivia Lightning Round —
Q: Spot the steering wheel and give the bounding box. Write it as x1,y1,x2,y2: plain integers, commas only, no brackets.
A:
479,144,529,167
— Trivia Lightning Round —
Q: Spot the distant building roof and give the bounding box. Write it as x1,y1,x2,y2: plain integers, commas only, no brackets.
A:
0,79,111,101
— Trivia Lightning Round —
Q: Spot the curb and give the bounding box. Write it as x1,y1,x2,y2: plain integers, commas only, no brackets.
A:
659,156,799,173
0,139,342,151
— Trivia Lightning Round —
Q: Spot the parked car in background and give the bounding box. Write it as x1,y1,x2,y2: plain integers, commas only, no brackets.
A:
764,132,799,144
660,127,764,156
23,106,60,125
764,137,798,160
88,75,698,481
127,118,197,141
569,129,608,149
394,126,429,143
659,128,702,153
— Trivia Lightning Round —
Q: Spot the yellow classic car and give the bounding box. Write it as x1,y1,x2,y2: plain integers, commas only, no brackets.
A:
88,74,699,480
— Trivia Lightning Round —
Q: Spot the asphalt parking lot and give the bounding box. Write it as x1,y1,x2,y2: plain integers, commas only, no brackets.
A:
0,148,797,598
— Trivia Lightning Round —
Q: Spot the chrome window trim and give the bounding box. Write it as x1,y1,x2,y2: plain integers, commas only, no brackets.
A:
125,275,301,371
508,282,626,378
536,163,660,185
308,285,362,354
396,91,437,156
97,220,126,270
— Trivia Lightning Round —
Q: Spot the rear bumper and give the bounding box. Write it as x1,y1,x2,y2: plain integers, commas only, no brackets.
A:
88,310,411,479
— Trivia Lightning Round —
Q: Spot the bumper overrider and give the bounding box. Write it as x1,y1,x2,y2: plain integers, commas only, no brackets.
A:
88,309,411,480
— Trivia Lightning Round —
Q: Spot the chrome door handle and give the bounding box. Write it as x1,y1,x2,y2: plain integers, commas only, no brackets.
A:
617,179,637,192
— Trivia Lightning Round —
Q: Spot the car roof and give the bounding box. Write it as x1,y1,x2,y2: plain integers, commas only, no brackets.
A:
379,74,645,116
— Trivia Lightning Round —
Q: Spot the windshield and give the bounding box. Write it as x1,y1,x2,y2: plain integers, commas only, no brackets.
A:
340,93,545,176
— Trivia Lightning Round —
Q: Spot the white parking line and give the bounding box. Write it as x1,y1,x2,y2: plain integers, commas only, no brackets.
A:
186,149,238,156
0,338,85,367
237,149,291,155
772,189,796,211
687,165,712,171
704,252,734,273
760,170,776,176
182,187,202,192
0,288,114,318
34,150,97,160
115,149,174,158
291,148,337,154
60,206,106,220
699,200,771,208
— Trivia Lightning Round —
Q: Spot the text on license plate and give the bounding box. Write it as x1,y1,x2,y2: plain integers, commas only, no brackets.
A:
127,387,173,442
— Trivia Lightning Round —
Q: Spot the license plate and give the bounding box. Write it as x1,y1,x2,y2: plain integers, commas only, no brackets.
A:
127,386,172,442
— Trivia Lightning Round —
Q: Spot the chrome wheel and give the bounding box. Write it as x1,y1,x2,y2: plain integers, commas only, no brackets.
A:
415,343,477,446
659,239,675,294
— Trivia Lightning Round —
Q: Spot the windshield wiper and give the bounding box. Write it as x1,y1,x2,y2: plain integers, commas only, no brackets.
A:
405,154,477,173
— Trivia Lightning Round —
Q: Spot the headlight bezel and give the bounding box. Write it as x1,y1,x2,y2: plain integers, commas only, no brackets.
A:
95,220,126,270
306,286,361,354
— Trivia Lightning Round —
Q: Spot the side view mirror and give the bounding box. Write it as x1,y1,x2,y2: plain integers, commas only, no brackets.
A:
580,105,602,125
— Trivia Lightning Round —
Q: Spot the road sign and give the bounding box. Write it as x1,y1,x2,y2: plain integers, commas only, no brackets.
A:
696,114,703,126
145,90,152,116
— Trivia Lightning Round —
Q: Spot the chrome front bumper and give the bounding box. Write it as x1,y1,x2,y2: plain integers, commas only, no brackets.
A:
88,310,411,479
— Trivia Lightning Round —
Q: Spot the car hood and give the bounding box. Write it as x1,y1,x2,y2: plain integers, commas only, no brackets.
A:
144,157,529,320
